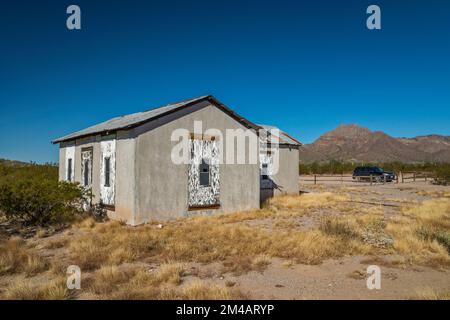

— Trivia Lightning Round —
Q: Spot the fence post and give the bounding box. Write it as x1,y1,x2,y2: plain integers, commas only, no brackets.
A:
425,173,427,181
370,174,373,186
396,173,399,184
314,174,317,185
401,171,404,183
341,173,343,184
413,172,416,182
383,174,386,184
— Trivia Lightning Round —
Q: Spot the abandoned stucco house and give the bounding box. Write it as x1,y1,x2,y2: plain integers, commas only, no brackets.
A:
53,95,301,225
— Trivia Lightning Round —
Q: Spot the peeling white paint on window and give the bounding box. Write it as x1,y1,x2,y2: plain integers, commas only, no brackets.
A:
259,140,276,189
188,139,220,207
81,149,93,188
100,139,116,206
65,146,75,182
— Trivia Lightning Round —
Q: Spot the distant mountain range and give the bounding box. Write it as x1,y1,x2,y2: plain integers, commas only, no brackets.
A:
299,124,450,163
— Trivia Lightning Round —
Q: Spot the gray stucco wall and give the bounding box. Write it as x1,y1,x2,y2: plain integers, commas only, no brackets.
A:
272,146,299,195
112,130,137,224
133,104,260,224
59,133,137,224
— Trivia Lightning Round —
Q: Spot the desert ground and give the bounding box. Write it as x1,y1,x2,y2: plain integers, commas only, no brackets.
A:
0,180,449,300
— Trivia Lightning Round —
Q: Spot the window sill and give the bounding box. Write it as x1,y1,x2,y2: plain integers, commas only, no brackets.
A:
188,204,221,211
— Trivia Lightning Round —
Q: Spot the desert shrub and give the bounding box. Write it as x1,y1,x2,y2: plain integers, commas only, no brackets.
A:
433,164,450,185
0,163,87,225
417,227,450,253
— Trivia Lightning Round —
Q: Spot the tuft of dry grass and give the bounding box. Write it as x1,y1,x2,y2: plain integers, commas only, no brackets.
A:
179,281,247,300
413,288,450,300
416,190,450,198
86,265,130,295
320,218,359,240
75,217,97,229
156,263,185,284
1,277,68,300
35,229,47,239
0,237,47,276
270,192,349,211
221,255,271,275
42,238,69,250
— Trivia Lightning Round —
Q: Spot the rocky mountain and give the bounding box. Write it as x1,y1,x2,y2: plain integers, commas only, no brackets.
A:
299,124,450,163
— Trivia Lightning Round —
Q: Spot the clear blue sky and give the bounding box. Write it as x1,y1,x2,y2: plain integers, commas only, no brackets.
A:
1,0,449,163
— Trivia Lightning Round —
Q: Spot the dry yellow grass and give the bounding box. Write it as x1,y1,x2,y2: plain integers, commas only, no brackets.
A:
386,198,450,266
86,265,130,295
218,192,351,223
153,262,186,285
416,190,450,198
81,262,185,298
413,288,450,300
179,281,246,300
56,192,382,277
82,264,243,300
271,192,349,210
65,211,372,271
75,217,97,229
0,237,47,276
1,277,68,300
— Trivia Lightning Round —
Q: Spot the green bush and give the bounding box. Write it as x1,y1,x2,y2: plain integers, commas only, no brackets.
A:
0,163,87,226
433,164,450,186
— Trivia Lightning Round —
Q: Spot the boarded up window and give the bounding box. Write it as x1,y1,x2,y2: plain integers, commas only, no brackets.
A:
100,139,116,206
67,158,73,182
188,139,220,208
81,148,93,188
104,157,110,187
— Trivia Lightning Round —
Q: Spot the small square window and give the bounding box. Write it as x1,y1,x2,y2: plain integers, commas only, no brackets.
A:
199,159,210,186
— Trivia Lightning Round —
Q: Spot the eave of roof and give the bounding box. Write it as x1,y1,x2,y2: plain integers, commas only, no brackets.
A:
258,124,302,146
52,95,261,144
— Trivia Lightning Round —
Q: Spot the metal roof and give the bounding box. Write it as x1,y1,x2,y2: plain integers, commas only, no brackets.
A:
259,124,302,146
52,95,260,144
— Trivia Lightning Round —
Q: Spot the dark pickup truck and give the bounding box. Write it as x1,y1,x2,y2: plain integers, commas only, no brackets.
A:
352,166,396,182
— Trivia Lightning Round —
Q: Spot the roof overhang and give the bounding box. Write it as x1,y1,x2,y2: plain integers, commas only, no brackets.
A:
52,95,262,144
